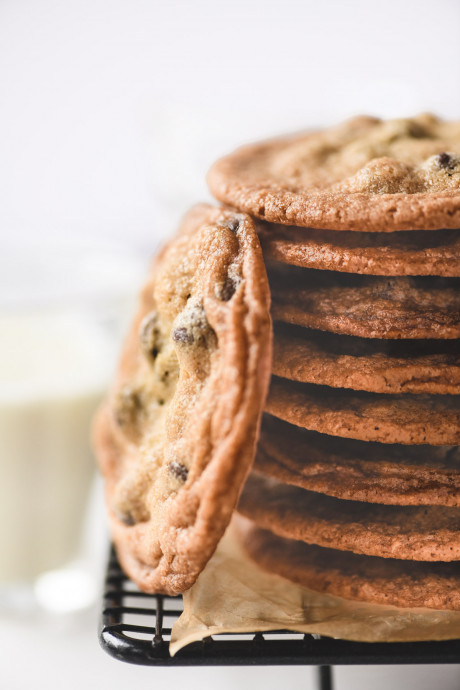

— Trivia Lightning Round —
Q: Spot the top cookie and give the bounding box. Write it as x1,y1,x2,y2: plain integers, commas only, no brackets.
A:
93,204,272,595
208,115,460,231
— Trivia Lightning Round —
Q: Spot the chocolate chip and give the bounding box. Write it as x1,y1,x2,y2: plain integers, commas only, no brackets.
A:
437,152,452,169
407,122,426,138
220,216,241,233
168,461,189,482
114,386,142,428
115,509,136,526
172,299,215,348
139,311,162,359
172,326,194,344
218,276,238,301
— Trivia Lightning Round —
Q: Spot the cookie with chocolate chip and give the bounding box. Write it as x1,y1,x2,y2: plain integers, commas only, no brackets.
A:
238,472,460,561
272,324,460,394
208,114,460,231
259,224,460,276
94,204,272,594
236,517,460,610
270,266,460,339
256,416,460,506
266,378,460,445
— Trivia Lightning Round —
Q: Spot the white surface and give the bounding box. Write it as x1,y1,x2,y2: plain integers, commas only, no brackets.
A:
1,0,460,687
1,606,460,690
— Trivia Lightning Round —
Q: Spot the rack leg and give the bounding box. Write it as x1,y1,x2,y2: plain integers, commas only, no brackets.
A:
316,665,333,690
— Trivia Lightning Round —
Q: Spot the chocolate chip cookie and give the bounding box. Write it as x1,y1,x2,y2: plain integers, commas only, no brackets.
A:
236,517,460,610
272,324,460,394
270,267,460,339
94,204,272,594
208,115,460,231
238,472,460,561
259,224,460,276
256,416,460,506
266,378,460,445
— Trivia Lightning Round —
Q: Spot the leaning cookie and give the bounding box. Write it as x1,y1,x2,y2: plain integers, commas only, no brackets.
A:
238,472,460,561
208,115,460,231
93,204,272,595
235,517,460,611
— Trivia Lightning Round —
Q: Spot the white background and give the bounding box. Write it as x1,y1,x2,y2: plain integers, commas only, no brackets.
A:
2,0,460,248
1,1,460,688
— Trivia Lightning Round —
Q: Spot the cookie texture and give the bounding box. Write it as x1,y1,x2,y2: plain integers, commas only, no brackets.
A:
266,377,460,445
273,324,460,394
270,266,460,339
238,472,460,561
236,518,460,610
208,115,460,232
256,416,460,506
259,224,460,276
93,204,272,594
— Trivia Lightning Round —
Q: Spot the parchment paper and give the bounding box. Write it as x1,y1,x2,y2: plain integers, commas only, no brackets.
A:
170,518,460,656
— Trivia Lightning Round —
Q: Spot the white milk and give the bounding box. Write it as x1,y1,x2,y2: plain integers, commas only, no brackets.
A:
0,311,115,582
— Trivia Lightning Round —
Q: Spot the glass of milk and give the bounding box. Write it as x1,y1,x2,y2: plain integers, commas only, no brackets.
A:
0,235,146,615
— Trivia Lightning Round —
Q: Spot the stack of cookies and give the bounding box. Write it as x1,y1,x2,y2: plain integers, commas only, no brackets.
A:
208,114,460,610
95,114,460,617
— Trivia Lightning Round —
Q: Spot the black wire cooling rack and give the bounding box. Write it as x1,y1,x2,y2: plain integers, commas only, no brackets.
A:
99,547,460,690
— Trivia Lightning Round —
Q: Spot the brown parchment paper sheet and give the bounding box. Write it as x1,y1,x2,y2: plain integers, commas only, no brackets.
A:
170,518,460,656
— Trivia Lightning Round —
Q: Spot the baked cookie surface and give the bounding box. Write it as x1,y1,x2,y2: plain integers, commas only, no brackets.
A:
94,204,272,594
270,267,460,339
272,324,460,394
260,224,460,276
266,378,460,445
208,115,460,231
236,518,460,610
238,472,460,561
256,416,460,506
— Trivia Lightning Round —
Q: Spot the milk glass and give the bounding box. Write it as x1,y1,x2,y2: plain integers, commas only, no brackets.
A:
0,236,145,615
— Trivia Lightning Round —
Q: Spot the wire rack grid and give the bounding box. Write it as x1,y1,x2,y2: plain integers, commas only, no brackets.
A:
100,547,460,690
